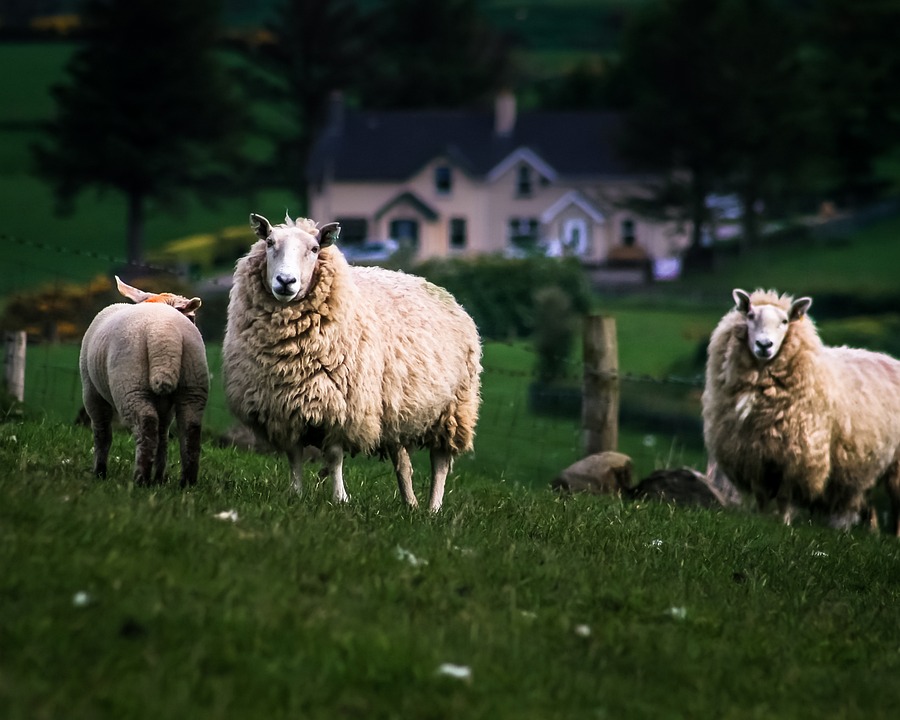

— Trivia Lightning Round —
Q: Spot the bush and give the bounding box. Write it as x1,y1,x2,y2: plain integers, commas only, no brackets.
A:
532,285,577,384
416,256,592,340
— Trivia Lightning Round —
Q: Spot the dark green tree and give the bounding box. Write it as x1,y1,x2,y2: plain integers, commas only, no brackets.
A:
360,0,515,110
33,0,247,265
611,0,729,251
244,0,369,202
612,0,817,251
808,0,900,204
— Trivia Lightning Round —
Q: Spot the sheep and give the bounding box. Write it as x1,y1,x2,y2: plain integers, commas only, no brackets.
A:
79,276,209,487
702,288,900,535
222,212,482,511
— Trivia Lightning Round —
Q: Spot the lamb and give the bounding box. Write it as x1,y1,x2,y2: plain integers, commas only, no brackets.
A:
702,288,900,534
222,212,482,511
79,276,209,486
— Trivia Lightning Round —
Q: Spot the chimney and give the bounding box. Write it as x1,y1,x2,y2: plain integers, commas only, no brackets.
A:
494,91,516,137
326,89,344,136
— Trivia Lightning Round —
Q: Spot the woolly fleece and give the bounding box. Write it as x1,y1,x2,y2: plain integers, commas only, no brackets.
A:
702,289,900,530
80,301,209,485
222,239,481,458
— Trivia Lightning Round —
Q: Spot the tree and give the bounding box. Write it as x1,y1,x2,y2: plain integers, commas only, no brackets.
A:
808,0,900,204
33,0,247,265
611,0,817,252
359,0,515,110
243,0,368,203
611,0,730,252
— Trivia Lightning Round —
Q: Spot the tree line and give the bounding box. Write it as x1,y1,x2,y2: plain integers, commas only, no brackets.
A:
33,0,900,263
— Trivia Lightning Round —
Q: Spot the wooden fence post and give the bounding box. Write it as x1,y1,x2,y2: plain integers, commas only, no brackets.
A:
582,314,619,455
4,331,26,403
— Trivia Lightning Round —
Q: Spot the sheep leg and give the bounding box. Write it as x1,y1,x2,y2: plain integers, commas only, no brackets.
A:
428,447,453,513
176,405,203,488
153,408,172,485
288,447,305,494
324,443,349,503
884,459,900,537
390,446,418,507
86,397,114,479
775,480,796,526
133,412,159,486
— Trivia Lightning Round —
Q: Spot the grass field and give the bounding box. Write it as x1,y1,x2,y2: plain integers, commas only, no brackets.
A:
2,419,900,719
5,32,900,719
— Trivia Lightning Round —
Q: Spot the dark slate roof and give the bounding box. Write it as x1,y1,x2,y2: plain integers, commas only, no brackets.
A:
307,105,634,183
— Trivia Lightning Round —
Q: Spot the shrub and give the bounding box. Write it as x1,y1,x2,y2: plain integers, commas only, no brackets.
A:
533,285,577,384
416,256,592,340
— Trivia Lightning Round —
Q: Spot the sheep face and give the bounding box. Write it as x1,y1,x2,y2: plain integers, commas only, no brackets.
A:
733,288,812,362
250,213,340,303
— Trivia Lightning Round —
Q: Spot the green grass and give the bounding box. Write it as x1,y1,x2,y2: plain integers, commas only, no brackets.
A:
2,418,900,719
19,336,704,492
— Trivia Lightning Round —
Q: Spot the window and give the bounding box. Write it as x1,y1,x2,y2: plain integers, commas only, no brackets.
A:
389,218,419,249
507,217,539,254
621,218,636,247
435,166,452,195
516,165,532,196
334,217,367,245
449,218,467,250
563,218,589,256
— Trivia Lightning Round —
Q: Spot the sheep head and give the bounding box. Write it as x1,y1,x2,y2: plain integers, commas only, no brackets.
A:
115,276,202,324
250,212,341,303
733,288,811,362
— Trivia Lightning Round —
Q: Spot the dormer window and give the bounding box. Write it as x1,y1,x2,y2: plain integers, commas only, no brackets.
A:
516,165,533,197
435,166,452,195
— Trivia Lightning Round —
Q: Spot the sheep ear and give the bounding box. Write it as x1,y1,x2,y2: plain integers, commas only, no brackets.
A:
790,296,812,321
115,275,152,304
181,297,202,314
319,222,341,247
250,213,272,241
732,289,751,314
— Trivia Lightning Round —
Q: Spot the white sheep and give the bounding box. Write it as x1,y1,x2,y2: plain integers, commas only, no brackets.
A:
702,288,900,534
222,213,482,511
79,277,209,486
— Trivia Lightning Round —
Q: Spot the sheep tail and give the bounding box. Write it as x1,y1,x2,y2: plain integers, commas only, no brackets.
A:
147,333,183,395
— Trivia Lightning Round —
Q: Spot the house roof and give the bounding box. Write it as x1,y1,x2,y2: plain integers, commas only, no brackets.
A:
374,190,439,221
307,101,635,184
540,190,606,224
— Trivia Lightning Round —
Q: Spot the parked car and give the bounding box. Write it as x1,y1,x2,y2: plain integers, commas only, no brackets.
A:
341,238,400,264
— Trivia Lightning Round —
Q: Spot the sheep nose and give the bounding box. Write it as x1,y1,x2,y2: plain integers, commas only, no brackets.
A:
275,274,296,291
756,339,773,350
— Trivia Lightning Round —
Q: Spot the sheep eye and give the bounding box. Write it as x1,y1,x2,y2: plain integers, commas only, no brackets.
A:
266,236,275,248
782,319,788,325
747,311,755,320
312,245,320,254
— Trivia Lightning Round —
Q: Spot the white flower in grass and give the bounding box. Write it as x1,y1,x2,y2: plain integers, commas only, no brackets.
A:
61,458,72,466
395,546,427,567
812,550,828,557
643,434,657,448
436,663,472,681
667,606,687,620
213,510,239,522
648,538,663,549
574,624,591,637
72,591,91,607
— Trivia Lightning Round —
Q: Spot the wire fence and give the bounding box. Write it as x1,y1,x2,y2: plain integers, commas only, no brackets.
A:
2,233,709,487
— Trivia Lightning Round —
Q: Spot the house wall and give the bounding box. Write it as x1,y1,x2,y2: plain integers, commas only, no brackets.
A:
309,166,690,263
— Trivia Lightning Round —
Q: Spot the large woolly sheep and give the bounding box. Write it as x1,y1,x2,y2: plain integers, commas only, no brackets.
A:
79,277,209,486
222,213,482,511
702,288,900,534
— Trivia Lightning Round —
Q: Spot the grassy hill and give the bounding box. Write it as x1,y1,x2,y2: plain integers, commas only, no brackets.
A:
2,419,900,719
